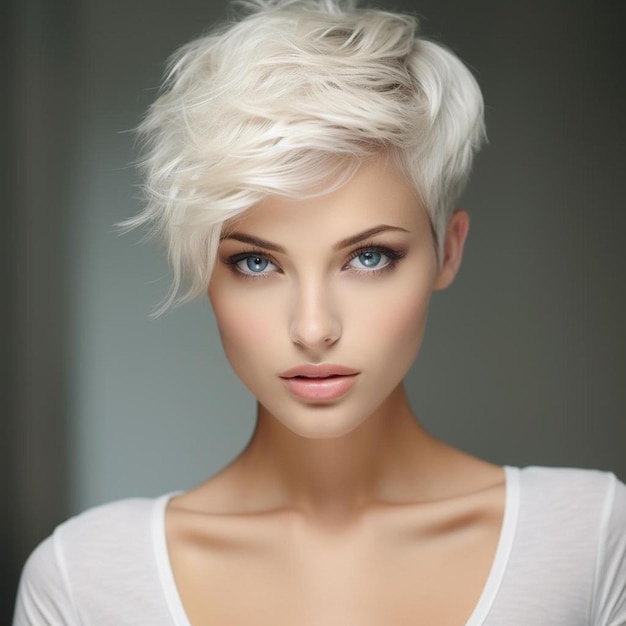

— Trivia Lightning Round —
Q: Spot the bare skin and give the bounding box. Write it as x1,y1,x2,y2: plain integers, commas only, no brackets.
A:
165,159,506,625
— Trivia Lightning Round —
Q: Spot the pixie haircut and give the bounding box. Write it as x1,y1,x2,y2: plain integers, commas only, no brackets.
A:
125,0,486,313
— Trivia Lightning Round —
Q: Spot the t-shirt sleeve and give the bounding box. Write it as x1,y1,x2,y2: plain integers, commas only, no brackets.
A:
12,533,79,626
594,474,626,626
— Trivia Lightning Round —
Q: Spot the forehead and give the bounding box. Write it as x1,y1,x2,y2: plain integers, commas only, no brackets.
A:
224,158,429,244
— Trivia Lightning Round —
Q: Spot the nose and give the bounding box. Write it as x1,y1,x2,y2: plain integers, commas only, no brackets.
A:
289,280,341,350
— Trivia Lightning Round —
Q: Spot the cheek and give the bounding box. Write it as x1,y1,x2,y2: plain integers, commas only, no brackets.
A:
346,272,431,336
213,300,261,346
346,276,432,366
393,283,430,335
379,293,429,356
209,280,283,376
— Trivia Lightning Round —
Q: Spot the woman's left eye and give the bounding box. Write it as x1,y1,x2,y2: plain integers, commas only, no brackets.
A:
347,249,391,271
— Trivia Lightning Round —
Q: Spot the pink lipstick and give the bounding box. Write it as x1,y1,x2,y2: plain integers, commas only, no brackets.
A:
278,364,359,401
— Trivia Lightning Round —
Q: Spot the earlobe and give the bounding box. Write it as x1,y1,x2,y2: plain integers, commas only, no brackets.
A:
433,210,470,291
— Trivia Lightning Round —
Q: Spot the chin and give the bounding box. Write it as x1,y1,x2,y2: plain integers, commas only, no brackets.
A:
258,393,387,441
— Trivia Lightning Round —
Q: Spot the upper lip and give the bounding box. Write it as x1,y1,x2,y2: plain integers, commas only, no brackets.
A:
279,364,360,378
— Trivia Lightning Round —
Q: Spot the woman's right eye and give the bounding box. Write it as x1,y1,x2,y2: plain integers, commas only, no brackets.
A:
230,254,278,276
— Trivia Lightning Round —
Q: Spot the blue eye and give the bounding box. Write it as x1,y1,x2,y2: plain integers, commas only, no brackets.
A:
245,256,269,272
232,254,278,276
358,251,382,267
348,249,389,271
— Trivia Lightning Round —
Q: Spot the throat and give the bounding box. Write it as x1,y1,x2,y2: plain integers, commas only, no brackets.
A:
236,385,431,523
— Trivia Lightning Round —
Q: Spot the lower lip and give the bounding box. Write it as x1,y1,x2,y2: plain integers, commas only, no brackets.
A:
280,375,358,401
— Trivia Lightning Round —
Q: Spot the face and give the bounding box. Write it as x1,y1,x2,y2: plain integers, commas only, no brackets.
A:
208,158,467,439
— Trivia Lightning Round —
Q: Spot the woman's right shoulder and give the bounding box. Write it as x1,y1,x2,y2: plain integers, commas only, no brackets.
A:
35,496,160,568
55,496,160,544
13,495,172,625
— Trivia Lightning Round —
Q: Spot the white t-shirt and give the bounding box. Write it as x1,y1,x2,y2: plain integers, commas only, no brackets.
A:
13,466,626,625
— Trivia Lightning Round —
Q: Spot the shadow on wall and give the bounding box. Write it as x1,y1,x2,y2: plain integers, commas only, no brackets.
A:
4,0,74,620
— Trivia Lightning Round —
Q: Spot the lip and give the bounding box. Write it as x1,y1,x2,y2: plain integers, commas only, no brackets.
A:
278,364,360,401
279,364,360,378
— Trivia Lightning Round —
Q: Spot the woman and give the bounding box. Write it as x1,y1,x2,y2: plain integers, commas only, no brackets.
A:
14,0,626,624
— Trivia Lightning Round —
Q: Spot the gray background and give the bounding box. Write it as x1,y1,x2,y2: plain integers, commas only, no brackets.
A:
4,0,625,619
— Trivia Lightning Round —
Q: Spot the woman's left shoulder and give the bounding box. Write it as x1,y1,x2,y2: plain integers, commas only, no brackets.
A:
514,464,626,510
505,465,626,622
510,465,626,568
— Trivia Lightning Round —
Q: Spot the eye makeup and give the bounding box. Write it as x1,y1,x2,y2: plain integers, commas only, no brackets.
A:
343,242,407,276
223,248,281,280
222,240,408,280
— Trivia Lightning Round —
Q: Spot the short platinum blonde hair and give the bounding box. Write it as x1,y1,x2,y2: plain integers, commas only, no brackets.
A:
125,0,486,313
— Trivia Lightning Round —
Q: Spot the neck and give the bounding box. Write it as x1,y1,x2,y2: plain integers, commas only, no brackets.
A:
234,384,436,526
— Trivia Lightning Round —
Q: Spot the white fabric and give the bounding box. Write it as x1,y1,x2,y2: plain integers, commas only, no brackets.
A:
13,466,626,625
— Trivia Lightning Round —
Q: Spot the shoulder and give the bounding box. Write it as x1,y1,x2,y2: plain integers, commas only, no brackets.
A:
516,464,619,489
508,466,626,621
514,465,622,514
13,533,77,625
503,466,626,569
49,496,162,579
55,496,159,552
14,495,173,625
483,466,626,623
512,465,626,542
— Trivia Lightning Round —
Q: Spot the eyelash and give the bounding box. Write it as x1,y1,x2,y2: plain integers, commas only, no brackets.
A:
224,243,406,280
224,249,281,281
344,242,406,275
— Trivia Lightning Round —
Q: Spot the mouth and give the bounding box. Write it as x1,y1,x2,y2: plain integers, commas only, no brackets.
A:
278,364,360,401
278,363,360,379
291,374,350,379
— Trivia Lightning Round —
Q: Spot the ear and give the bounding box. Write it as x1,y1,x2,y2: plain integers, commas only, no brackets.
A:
433,209,470,291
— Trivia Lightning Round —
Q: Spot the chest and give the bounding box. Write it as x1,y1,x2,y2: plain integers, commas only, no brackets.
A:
167,512,502,626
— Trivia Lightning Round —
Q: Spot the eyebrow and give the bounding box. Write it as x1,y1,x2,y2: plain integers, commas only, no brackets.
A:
221,224,410,253
220,232,286,253
335,225,410,250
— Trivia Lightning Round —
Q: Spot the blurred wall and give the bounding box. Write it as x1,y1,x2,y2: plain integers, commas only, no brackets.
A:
6,0,625,619
5,0,74,620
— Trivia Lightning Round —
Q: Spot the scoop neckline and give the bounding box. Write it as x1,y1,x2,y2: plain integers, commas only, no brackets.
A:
151,465,520,626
